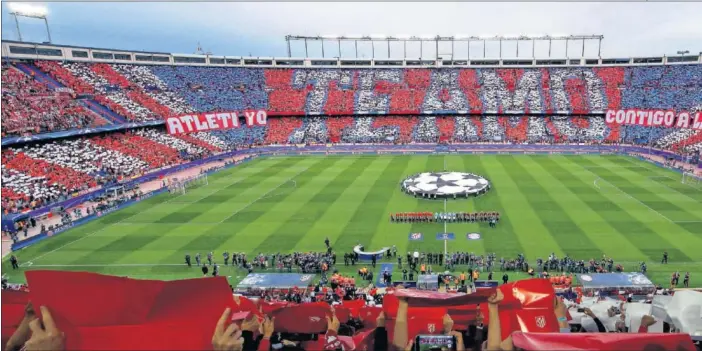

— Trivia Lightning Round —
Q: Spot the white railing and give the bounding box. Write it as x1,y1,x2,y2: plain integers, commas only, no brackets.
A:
2,40,701,69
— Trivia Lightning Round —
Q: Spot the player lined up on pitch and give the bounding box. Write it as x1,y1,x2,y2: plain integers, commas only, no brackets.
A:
390,211,501,226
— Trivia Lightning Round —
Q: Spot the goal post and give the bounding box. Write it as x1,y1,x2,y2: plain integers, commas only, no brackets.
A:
167,173,208,195
682,172,701,188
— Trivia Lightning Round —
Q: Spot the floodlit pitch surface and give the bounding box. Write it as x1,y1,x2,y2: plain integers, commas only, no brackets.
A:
4,155,702,287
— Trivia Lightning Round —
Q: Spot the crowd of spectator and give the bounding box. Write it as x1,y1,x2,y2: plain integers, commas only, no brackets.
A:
2,116,700,216
61,62,158,121
1,65,105,137
2,272,699,351
1,150,97,214
134,128,210,159
112,64,193,115
6,61,701,138
2,61,701,216
0,128,225,214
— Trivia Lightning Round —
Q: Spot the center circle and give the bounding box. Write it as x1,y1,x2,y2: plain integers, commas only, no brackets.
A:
401,171,490,199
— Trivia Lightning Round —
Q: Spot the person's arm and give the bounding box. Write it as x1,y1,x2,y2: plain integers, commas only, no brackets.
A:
487,289,512,351
324,310,342,350
582,308,606,333
4,302,35,351
374,312,388,351
258,317,274,351
554,297,569,332
638,315,656,333
24,306,65,351
392,296,410,351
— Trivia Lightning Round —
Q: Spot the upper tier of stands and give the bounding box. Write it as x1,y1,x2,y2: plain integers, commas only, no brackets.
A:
2,61,701,137
1,65,106,137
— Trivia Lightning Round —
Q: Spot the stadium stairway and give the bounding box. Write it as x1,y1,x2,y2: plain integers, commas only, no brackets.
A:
16,62,127,125
15,62,60,89
81,99,128,124
375,263,394,288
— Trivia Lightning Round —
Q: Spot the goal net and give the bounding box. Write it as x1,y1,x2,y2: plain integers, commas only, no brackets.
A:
167,174,208,195
681,172,701,189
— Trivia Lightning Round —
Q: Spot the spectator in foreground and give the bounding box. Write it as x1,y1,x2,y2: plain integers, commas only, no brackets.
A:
5,305,65,351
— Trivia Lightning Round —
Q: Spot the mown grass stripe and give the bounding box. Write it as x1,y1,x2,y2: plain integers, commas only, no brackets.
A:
64,158,306,265
406,156,450,254
334,156,411,250
368,156,432,259
447,155,486,255
214,157,344,254
253,157,370,253
479,156,561,259
573,156,702,222
526,155,648,262
143,157,322,263
562,156,702,262
295,156,395,252
497,156,604,259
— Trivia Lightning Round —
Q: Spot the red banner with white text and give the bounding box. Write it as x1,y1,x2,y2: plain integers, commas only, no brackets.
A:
606,109,702,130
165,110,267,135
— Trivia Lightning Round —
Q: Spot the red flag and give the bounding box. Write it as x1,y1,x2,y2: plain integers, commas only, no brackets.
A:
478,279,558,340
359,306,383,328
271,302,331,334
25,271,236,350
386,307,447,340
335,306,351,324
232,295,262,318
394,288,495,307
342,299,366,317
260,300,287,315
1,290,30,347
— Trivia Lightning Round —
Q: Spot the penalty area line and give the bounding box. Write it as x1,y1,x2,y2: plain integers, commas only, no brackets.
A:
20,175,251,267
214,165,312,224
584,167,673,223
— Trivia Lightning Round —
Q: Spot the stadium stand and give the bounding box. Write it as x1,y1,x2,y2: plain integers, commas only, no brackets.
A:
2,58,701,216
2,62,700,141
2,149,97,212
1,65,105,137
88,131,184,168
2,51,702,351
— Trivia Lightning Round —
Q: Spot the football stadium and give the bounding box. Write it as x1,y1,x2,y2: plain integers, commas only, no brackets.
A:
1,2,702,350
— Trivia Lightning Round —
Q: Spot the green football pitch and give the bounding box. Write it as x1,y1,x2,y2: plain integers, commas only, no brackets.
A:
3,154,702,288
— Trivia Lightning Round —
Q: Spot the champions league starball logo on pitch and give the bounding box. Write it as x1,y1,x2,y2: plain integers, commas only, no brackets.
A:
401,172,490,199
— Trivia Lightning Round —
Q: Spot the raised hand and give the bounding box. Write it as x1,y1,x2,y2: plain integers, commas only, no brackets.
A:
487,289,504,305
24,306,65,351
212,308,244,351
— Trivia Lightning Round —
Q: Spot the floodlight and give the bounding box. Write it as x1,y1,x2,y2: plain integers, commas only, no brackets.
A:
8,3,47,17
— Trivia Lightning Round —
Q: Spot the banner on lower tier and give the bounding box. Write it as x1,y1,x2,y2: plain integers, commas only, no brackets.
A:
605,109,702,130
166,110,267,135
